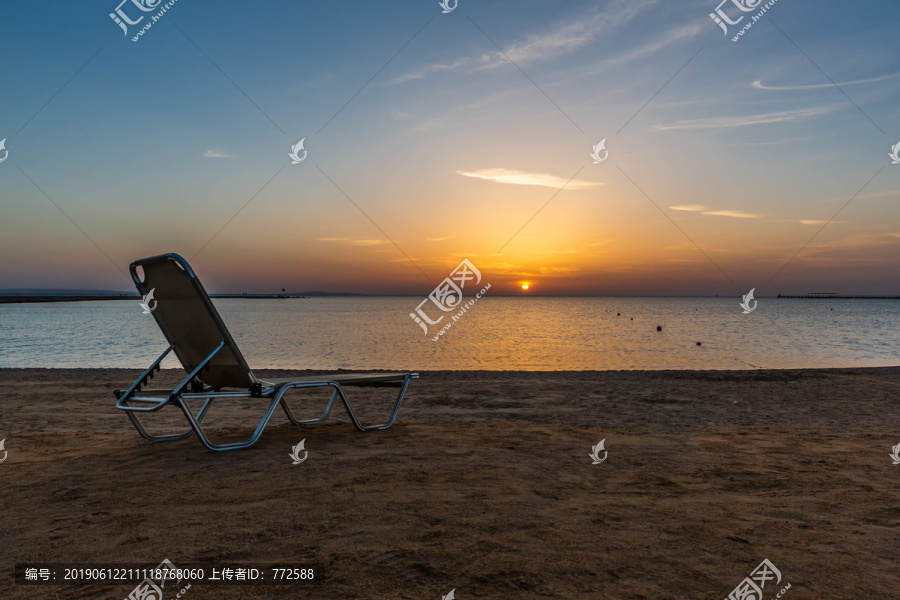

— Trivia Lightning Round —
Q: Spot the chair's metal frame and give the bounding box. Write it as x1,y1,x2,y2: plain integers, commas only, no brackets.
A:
114,253,417,452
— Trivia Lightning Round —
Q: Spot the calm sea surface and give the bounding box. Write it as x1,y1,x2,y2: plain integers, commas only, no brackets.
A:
1,297,898,370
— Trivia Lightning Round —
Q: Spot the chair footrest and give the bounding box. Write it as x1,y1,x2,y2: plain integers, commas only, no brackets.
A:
118,396,170,411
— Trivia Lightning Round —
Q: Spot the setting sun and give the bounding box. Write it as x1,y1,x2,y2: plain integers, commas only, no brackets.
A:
521,283,531,291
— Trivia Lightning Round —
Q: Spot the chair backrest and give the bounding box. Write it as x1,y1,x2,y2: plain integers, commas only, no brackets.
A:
130,253,256,390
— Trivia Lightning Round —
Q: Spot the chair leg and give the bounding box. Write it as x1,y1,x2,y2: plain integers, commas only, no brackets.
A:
346,375,412,431
126,377,413,451
281,389,337,425
125,398,214,442
275,376,413,432
175,395,283,451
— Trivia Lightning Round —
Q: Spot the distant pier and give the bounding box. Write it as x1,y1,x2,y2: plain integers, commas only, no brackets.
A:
776,293,900,299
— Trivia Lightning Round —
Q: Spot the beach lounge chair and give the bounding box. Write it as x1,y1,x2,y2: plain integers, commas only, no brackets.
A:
114,253,417,451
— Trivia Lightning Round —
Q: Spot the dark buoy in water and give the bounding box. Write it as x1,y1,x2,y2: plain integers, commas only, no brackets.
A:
617,312,620,316
696,341,702,346
656,325,662,331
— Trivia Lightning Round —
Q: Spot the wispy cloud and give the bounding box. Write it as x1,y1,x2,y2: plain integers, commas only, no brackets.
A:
603,22,704,67
725,136,813,146
651,106,835,131
752,72,900,91
393,0,657,83
391,58,469,84
670,205,761,218
815,189,900,204
533,247,580,255
481,0,655,68
457,168,601,190
702,210,761,219
318,237,390,246
538,266,581,275
203,149,232,158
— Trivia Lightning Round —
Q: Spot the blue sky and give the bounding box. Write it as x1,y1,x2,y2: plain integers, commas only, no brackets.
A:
1,0,899,295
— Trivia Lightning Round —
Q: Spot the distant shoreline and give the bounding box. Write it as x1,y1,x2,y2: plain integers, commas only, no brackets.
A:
0,294,308,304
775,294,900,299
3,293,900,304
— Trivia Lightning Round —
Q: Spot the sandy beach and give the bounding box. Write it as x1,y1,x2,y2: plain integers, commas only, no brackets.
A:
2,367,900,599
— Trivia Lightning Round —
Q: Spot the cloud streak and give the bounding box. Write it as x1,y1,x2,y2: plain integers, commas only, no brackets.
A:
651,106,835,131
702,210,762,219
318,237,391,246
393,0,657,83
480,0,655,68
670,205,761,219
752,72,900,91
603,22,704,67
457,168,601,190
